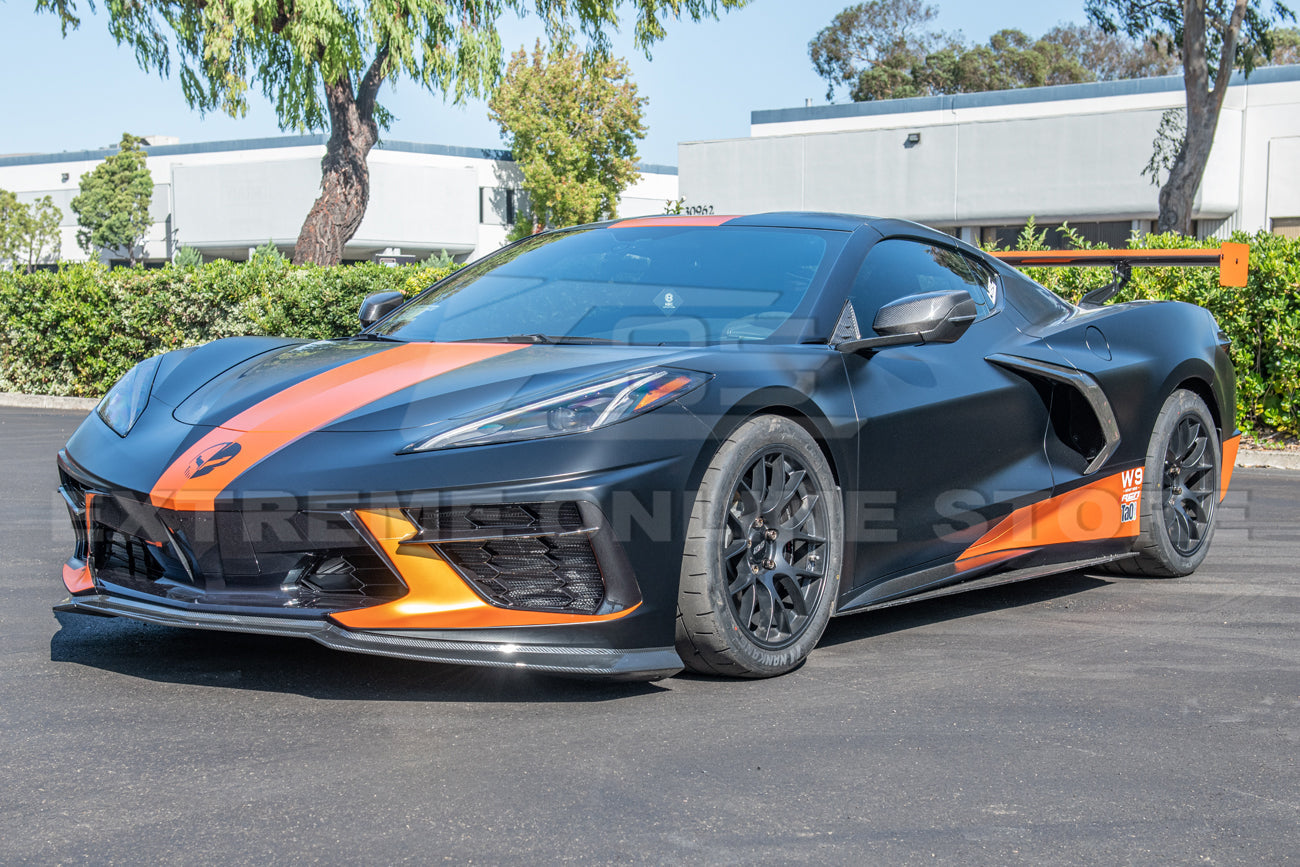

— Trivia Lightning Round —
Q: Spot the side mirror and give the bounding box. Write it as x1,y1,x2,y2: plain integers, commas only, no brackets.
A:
836,289,977,354
359,291,405,329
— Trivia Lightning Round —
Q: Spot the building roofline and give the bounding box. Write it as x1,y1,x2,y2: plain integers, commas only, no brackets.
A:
0,134,679,174
752,63,1300,126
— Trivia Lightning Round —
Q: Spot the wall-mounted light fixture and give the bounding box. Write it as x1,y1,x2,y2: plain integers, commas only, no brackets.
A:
905,132,922,147
60,172,69,182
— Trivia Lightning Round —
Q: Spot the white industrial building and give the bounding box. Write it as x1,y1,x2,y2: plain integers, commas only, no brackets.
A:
679,65,1300,246
0,135,679,265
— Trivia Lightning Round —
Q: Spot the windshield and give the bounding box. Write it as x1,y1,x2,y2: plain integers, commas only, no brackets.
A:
374,225,848,345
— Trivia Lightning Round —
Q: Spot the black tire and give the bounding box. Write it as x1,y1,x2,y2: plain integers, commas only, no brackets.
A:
1111,389,1220,577
675,416,843,677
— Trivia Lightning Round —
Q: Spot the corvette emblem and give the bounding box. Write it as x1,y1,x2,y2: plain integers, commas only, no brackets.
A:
184,441,242,479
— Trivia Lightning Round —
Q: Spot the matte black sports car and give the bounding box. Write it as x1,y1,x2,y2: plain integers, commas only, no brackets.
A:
55,213,1242,679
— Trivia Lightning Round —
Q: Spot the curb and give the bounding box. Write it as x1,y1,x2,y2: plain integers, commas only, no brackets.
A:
2,392,1297,471
1236,448,1300,471
0,392,99,411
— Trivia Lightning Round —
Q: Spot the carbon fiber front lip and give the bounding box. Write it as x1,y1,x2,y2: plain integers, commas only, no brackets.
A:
54,594,683,680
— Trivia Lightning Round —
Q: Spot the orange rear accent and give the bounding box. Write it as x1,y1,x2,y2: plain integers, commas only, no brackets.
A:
1218,243,1249,287
959,468,1145,565
62,563,92,594
331,509,639,630
990,245,1250,288
611,215,737,228
1220,434,1241,502
150,343,523,511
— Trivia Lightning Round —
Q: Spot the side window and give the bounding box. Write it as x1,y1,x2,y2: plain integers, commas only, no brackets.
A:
849,239,992,334
961,254,1001,318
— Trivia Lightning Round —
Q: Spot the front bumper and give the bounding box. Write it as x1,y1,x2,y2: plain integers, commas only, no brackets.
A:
55,593,682,679
55,429,702,680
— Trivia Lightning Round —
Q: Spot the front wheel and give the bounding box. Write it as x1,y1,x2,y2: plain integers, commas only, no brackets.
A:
675,416,843,677
1113,389,1220,577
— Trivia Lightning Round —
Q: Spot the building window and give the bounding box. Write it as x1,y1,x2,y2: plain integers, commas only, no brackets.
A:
480,187,522,227
1272,217,1300,240
979,221,1134,250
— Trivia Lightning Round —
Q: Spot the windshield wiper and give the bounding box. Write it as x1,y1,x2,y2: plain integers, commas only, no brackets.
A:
351,333,406,343
457,334,620,345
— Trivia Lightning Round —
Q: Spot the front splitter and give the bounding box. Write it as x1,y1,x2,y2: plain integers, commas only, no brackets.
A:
55,594,683,681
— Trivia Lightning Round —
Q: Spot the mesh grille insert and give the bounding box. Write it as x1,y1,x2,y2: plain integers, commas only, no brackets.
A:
415,502,605,615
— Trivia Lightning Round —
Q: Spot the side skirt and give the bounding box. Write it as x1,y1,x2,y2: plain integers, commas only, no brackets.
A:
833,552,1137,616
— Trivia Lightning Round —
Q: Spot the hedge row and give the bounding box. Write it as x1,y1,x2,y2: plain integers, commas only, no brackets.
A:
0,259,456,398
1,231,1297,435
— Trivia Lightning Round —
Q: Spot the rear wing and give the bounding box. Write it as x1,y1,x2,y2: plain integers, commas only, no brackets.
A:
990,242,1250,304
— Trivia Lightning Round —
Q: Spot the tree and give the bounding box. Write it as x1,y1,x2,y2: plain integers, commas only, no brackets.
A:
809,0,954,101
38,0,747,266
16,196,63,270
1087,0,1295,234
1,189,63,272
811,4,1181,102
70,133,154,265
1268,25,1300,61
490,41,646,233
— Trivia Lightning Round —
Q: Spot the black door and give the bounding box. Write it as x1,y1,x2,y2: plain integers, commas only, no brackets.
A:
841,238,1057,604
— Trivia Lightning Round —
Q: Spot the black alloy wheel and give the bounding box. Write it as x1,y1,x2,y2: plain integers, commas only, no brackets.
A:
1112,389,1220,577
676,416,842,677
721,448,831,648
1162,414,1217,556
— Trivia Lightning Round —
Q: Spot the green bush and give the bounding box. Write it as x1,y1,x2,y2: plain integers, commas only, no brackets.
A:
1006,227,1300,438
0,259,458,398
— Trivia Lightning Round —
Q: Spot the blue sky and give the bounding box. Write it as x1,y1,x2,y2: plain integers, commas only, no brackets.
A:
0,0,1087,165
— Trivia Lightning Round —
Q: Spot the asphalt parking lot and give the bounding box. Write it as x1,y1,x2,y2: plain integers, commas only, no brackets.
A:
1,407,1297,865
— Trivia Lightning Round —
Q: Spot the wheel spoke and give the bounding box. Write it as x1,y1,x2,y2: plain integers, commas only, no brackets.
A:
777,573,810,618
718,445,833,650
781,493,821,534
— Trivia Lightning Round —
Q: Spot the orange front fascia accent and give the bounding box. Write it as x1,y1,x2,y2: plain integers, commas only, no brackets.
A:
1220,434,1241,502
62,563,92,594
958,469,1145,565
611,215,737,228
150,342,524,512
331,509,639,630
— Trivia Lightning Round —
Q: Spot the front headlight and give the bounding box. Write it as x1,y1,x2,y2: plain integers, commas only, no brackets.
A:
402,368,711,452
96,355,162,437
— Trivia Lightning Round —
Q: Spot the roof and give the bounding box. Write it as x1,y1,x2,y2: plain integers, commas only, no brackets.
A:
752,64,1300,127
0,135,678,175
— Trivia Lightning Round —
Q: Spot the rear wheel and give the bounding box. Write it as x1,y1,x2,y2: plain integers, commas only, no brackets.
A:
1113,389,1220,577
675,416,842,677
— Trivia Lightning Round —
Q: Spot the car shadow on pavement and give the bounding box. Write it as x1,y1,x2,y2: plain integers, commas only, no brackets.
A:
48,611,668,702
817,569,1114,648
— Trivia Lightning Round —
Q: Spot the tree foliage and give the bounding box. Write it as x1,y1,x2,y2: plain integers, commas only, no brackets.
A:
1086,0,1295,234
70,133,154,265
37,0,747,265
810,1,1180,102
490,41,646,232
1,189,63,271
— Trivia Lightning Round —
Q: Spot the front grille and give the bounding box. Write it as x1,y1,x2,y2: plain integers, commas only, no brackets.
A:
408,502,586,539
59,468,406,613
438,534,606,614
410,502,607,615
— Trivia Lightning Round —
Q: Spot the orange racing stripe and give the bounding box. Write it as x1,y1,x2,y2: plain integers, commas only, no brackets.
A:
611,215,736,228
958,468,1145,565
150,342,524,512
